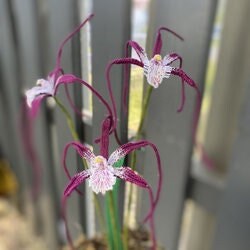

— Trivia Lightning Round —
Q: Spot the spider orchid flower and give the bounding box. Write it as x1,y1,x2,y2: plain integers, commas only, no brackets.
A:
62,117,162,249
25,14,94,117
106,27,200,130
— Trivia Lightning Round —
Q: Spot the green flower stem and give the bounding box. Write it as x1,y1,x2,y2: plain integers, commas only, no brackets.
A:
54,97,79,142
123,85,153,245
105,192,121,250
136,85,153,141
54,97,106,237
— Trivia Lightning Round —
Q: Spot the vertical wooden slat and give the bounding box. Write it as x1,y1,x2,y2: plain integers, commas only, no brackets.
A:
71,0,88,233
0,0,29,208
45,0,84,243
141,0,217,249
212,0,250,249
11,0,59,247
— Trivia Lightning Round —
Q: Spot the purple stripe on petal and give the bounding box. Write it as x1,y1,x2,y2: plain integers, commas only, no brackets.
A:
64,170,90,197
114,167,149,188
108,141,148,165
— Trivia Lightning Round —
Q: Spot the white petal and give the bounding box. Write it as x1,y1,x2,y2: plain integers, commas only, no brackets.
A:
25,79,54,107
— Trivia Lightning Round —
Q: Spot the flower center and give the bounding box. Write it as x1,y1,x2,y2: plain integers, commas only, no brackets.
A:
93,156,107,169
153,54,162,62
89,155,116,194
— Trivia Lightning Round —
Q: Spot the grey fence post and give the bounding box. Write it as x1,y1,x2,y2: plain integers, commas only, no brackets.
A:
142,0,217,249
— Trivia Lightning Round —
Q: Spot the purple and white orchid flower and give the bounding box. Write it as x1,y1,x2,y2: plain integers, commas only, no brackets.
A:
62,117,161,249
25,14,94,116
106,27,200,131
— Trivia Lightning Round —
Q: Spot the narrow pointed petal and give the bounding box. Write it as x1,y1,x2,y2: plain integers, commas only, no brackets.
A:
105,58,143,139
25,78,55,116
171,68,201,98
153,26,184,55
63,141,94,182
114,167,148,188
100,116,112,158
163,53,187,112
163,53,182,67
55,14,94,69
55,74,113,130
177,80,186,113
108,141,150,165
108,140,162,221
126,40,149,64
64,170,90,197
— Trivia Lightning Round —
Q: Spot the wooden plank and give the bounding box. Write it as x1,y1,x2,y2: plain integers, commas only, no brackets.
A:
141,0,217,249
11,0,60,247
211,0,250,249
0,0,28,196
45,0,85,243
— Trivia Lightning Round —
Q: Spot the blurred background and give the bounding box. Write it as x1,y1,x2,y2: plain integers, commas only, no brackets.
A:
1,0,250,249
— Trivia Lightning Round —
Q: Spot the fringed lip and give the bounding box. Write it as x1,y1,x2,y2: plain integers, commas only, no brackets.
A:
62,134,161,250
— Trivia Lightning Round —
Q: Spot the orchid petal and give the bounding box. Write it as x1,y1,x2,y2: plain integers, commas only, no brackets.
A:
25,78,55,116
25,92,47,117
114,167,148,188
163,53,182,67
62,169,90,249
108,140,162,223
100,116,112,158
163,53,187,112
126,40,149,65
171,68,201,101
177,80,186,113
56,14,94,69
62,141,95,187
105,58,143,139
55,74,113,126
25,83,53,107
64,170,90,197
108,141,147,165
153,26,184,55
